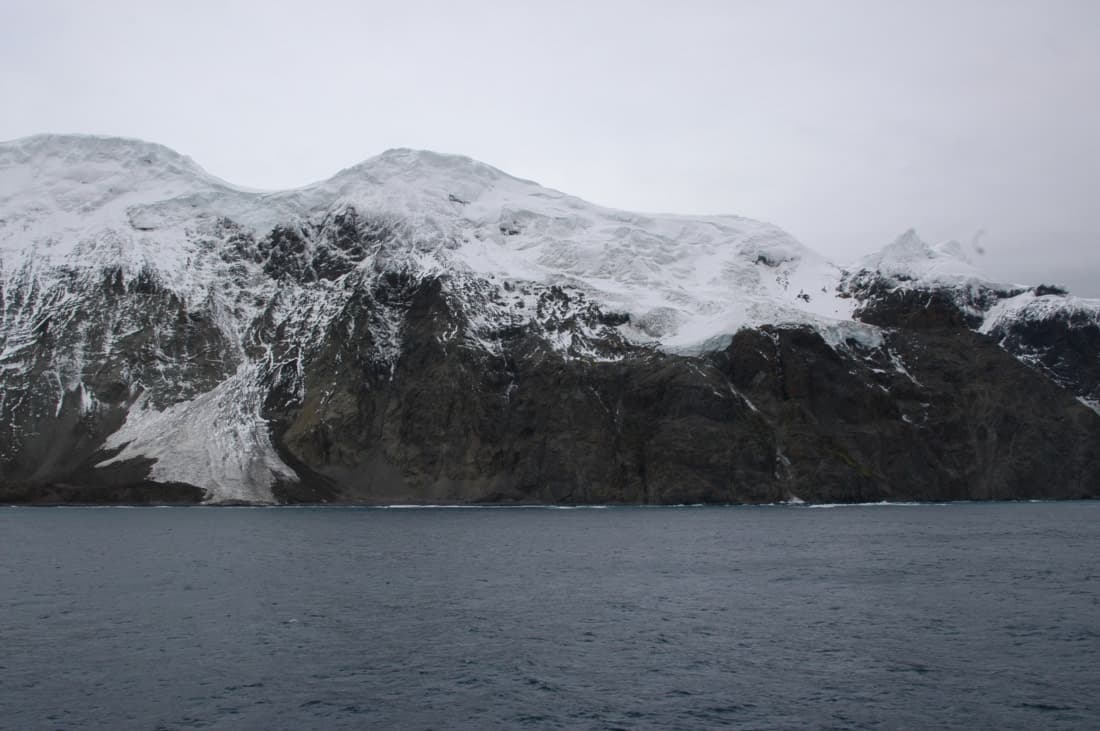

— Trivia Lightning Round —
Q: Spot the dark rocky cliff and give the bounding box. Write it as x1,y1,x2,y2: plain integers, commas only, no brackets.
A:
252,271,1100,505
4,261,1098,505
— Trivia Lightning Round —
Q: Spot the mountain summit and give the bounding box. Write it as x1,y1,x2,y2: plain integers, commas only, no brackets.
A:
1,135,1097,504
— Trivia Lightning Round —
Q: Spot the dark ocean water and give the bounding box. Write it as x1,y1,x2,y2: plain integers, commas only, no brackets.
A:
1,503,1098,730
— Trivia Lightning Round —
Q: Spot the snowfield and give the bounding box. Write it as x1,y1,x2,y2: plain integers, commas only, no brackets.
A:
1,135,873,354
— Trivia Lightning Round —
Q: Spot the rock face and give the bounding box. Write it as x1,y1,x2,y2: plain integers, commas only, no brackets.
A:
1,135,1097,504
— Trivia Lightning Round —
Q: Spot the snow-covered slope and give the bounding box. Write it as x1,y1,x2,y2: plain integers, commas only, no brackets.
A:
980,290,1100,413
1,137,871,353
844,228,1022,324
856,228,988,286
844,228,1100,415
2,134,1097,502
980,291,1100,335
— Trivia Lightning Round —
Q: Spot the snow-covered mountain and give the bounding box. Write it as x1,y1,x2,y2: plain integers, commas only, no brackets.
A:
1,134,1097,504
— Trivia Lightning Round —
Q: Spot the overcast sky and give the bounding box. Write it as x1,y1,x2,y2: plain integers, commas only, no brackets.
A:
2,0,1098,295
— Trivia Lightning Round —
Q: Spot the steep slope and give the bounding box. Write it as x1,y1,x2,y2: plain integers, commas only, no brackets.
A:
845,229,1100,413
1,135,1097,504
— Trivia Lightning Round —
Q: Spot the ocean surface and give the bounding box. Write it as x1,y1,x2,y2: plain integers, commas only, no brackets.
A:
1,502,1098,730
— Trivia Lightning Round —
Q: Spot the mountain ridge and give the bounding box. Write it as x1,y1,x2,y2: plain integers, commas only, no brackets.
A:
1,134,1097,504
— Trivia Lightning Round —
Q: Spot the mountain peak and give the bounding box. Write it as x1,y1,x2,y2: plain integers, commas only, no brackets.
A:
879,228,933,260
857,228,983,285
0,133,203,177
325,147,523,193
0,133,227,220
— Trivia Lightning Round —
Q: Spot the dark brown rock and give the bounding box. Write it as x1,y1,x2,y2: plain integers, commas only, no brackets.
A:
256,275,1100,505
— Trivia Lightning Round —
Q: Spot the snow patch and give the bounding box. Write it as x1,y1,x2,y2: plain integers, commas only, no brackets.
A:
98,363,295,503
981,290,1100,336
1078,397,1100,415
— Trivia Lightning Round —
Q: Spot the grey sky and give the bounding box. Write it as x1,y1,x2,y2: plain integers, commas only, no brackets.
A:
3,0,1098,295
